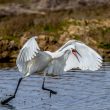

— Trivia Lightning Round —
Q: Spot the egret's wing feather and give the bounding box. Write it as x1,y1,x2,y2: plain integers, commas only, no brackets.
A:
44,55,66,75
58,40,102,71
64,52,80,71
16,37,40,73
77,42,102,70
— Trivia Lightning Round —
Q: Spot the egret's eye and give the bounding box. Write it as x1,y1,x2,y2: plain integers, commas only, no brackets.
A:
72,49,78,57
72,49,77,53
72,49,81,57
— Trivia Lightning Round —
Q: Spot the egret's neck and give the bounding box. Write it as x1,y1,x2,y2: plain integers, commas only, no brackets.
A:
45,50,70,59
53,51,64,58
45,51,64,59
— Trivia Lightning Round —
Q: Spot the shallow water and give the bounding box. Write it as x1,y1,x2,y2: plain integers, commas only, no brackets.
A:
0,62,110,110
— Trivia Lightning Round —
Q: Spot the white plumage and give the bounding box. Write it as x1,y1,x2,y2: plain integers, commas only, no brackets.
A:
0,36,103,105
16,36,102,77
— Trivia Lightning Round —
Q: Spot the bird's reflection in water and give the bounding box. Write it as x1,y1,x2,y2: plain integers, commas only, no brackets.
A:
1,103,16,110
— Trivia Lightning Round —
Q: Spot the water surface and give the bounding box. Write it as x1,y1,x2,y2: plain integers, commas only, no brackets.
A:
0,62,110,110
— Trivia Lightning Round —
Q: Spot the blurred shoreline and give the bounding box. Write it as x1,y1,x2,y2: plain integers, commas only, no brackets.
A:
0,0,110,65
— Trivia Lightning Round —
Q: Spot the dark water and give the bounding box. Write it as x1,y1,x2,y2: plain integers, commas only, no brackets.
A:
0,62,110,110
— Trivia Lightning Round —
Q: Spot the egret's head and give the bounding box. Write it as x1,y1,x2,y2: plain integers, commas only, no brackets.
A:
33,36,38,39
71,48,77,55
70,48,81,62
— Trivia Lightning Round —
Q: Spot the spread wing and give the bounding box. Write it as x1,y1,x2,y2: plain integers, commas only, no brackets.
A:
16,36,40,73
53,40,102,71
42,40,102,75
58,40,102,71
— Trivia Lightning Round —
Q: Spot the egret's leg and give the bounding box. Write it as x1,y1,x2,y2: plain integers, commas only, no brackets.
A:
42,77,57,97
1,77,23,105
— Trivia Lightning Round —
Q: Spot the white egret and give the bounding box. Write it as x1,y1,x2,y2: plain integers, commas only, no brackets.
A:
1,36,102,104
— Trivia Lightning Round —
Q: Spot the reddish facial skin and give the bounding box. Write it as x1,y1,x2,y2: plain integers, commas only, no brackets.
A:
72,49,80,62
72,49,77,55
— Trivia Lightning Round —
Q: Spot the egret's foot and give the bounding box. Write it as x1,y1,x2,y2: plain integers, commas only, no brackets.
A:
42,86,57,97
1,78,22,105
1,95,15,105
50,90,57,98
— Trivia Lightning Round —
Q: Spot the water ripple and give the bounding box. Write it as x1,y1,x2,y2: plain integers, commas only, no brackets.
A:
0,62,110,110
